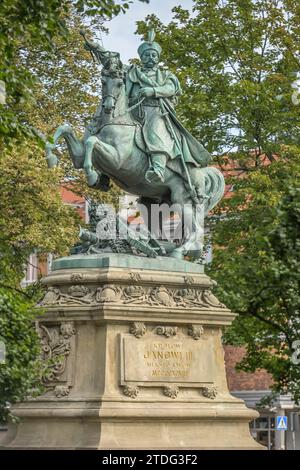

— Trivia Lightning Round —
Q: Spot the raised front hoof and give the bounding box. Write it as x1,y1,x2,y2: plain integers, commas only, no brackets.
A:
46,154,58,168
87,171,99,187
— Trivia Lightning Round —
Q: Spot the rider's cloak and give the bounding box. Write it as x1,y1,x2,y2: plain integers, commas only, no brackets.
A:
125,65,212,169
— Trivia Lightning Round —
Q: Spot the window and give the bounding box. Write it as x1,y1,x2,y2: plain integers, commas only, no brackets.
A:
250,415,275,450
21,253,38,287
47,253,53,274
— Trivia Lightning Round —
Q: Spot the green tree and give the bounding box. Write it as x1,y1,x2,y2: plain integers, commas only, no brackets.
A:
207,147,300,401
0,288,44,424
0,137,82,422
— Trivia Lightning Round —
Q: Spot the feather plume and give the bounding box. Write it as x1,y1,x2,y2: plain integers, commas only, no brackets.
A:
147,29,156,43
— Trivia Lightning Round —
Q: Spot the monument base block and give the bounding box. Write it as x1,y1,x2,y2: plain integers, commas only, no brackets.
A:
1,254,263,449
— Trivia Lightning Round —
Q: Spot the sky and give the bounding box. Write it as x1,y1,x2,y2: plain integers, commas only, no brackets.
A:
99,0,194,63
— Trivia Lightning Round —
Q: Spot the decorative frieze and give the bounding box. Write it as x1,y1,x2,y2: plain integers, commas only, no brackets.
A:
41,286,94,305
40,283,225,310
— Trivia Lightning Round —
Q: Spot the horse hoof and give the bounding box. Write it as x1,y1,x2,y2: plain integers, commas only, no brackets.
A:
169,249,184,260
46,154,58,168
87,171,99,187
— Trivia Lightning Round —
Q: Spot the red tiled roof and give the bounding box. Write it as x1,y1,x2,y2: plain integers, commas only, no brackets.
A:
60,186,86,220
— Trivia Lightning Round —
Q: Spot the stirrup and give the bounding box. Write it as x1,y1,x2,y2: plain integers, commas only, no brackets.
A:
145,166,165,183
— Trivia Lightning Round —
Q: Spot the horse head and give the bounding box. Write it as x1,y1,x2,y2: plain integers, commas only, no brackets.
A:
101,70,125,115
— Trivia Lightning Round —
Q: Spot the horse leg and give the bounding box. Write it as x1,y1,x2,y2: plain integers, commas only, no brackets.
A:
169,181,205,260
45,124,84,169
84,136,120,187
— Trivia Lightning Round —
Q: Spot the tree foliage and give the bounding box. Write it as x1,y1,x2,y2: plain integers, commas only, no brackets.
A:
207,147,300,400
0,0,149,140
0,288,44,424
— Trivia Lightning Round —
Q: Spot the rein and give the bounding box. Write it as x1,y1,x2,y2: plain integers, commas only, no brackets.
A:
103,95,146,119
94,95,146,133
112,96,146,119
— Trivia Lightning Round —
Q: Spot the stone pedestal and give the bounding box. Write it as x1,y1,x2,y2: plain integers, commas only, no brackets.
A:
2,254,263,449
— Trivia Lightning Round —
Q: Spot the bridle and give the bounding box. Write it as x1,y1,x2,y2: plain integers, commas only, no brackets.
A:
102,86,145,119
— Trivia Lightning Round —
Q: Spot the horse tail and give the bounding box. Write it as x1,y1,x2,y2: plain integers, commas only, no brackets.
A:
203,166,225,214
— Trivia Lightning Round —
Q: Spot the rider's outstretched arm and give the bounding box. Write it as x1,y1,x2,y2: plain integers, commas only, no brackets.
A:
80,31,110,65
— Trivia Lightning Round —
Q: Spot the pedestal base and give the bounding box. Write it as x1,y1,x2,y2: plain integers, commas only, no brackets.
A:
1,254,263,450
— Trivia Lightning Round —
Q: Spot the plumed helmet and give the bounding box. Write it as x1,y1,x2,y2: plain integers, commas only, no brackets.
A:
137,29,162,58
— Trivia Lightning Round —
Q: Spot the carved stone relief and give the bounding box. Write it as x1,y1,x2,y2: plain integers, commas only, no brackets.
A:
70,273,83,282
129,322,146,338
129,272,142,282
163,385,179,399
188,324,204,340
36,321,76,398
156,325,177,338
201,385,218,399
123,385,140,398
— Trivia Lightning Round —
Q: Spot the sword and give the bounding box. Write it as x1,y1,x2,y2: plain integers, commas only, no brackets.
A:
80,30,96,63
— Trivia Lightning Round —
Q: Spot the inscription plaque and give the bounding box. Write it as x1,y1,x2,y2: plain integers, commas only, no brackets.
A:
120,333,215,386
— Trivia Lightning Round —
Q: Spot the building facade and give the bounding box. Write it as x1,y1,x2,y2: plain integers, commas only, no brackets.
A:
225,346,300,450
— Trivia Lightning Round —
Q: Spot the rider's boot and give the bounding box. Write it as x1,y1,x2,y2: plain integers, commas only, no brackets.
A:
145,153,167,184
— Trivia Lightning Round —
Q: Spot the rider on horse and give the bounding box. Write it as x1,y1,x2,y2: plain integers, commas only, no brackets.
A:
46,31,225,259
82,30,212,187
